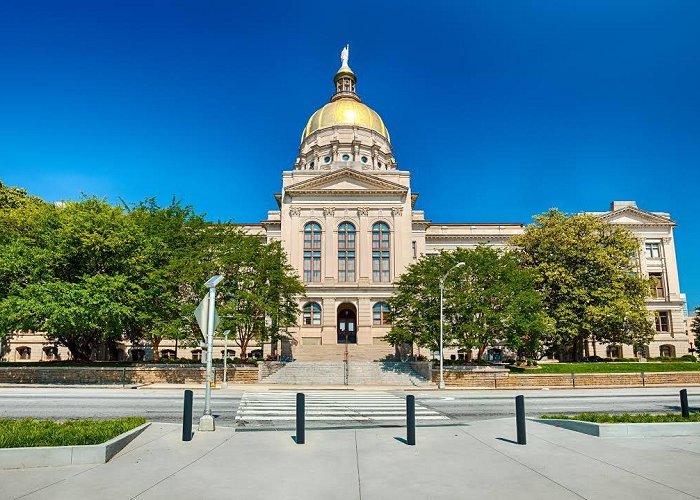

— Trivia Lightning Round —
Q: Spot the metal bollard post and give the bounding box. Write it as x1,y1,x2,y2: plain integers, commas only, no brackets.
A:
516,395,526,445
681,389,690,418
296,392,305,444
182,390,193,441
406,395,416,446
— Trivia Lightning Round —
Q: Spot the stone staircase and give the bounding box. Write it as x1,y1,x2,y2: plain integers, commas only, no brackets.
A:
260,361,433,386
348,362,432,386
293,344,394,362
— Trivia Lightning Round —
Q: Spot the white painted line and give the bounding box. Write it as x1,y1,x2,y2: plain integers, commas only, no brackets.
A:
235,415,449,421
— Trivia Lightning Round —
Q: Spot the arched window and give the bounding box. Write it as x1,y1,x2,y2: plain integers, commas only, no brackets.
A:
372,222,390,282
43,346,58,360
17,346,31,360
160,349,176,360
338,222,356,282
606,345,621,359
303,302,322,325
659,344,676,358
373,302,390,325
303,222,322,283
191,349,202,362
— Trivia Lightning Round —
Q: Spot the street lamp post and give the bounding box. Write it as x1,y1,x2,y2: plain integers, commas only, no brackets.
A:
439,262,465,390
222,329,230,389
200,274,223,431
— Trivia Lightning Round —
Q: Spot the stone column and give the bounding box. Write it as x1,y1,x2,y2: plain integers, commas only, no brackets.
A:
357,207,370,285
323,208,336,284
391,207,404,281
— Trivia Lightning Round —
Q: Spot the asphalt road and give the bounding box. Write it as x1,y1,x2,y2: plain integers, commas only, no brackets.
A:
1,386,698,428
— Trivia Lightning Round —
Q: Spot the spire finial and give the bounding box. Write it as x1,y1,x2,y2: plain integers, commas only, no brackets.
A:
340,44,349,68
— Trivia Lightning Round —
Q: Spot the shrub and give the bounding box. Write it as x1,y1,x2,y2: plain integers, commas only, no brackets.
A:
540,412,700,423
679,354,697,362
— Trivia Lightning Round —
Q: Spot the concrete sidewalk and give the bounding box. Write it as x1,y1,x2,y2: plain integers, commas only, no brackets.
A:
2,418,699,500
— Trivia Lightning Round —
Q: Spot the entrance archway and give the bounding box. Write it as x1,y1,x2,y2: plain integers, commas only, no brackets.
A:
337,303,357,344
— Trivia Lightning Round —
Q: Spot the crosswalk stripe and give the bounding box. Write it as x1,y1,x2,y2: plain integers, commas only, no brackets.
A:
234,391,449,424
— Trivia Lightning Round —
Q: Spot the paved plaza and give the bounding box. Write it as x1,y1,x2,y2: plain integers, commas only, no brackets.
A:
2,416,700,499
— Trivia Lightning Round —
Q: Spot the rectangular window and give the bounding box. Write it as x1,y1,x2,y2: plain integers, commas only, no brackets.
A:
303,251,321,282
303,310,321,325
372,251,390,282
645,242,661,259
649,272,665,298
655,311,670,332
338,251,355,282
412,241,417,259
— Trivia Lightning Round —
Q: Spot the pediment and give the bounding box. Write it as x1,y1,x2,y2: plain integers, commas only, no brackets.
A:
600,206,675,226
285,168,408,196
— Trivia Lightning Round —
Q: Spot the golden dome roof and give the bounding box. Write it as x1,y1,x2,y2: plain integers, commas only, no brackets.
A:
300,98,390,143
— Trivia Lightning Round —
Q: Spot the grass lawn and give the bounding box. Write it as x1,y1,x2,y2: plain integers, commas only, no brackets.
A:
0,417,146,448
540,412,700,423
511,362,700,374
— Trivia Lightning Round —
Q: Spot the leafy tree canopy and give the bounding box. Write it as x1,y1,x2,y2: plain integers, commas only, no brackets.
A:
511,209,654,360
0,182,304,362
387,246,552,359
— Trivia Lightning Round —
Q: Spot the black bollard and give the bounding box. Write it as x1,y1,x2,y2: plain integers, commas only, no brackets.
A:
406,395,416,445
516,395,526,445
681,389,690,418
182,390,193,441
296,392,305,444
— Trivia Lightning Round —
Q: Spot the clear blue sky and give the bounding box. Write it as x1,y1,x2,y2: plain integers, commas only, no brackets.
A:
1,1,698,309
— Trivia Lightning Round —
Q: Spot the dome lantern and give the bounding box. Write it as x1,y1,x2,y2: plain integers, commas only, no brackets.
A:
300,45,390,144
332,44,359,102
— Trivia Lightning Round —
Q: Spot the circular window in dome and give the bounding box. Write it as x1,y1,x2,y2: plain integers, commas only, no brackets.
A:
361,156,368,164
324,156,331,164
342,154,350,161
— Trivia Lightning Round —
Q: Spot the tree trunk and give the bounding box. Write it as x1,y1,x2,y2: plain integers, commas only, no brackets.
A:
240,338,249,359
62,338,93,363
152,337,162,362
477,345,486,361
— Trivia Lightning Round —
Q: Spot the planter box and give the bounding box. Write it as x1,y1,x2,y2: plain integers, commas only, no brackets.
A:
0,422,150,469
534,418,700,438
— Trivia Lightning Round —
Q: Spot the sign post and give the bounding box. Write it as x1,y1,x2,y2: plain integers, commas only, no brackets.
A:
196,275,223,432
222,329,230,389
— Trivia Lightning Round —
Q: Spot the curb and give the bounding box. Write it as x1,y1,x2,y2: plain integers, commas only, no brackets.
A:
533,418,700,437
0,422,150,469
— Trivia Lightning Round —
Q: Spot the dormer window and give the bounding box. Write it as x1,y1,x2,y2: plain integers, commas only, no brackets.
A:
309,161,315,169
324,156,331,164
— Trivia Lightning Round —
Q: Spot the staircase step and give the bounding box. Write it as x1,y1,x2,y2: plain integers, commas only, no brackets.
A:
260,361,433,387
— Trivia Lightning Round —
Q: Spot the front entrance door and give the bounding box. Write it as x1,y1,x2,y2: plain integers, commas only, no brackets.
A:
337,306,357,344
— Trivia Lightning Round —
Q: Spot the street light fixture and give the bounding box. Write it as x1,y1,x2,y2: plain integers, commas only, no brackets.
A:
439,262,465,390
200,274,223,431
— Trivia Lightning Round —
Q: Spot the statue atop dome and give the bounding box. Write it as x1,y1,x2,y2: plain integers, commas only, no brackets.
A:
340,44,349,68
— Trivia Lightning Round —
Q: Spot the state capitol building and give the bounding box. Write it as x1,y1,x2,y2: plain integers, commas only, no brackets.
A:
3,49,691,363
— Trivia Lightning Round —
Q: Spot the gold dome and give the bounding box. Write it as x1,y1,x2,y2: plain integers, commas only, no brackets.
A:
300,97,390,143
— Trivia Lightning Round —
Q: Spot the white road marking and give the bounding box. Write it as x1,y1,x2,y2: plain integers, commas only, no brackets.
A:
235,391,449,423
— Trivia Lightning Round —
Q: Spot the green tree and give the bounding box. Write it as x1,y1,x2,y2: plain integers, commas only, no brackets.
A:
0,196,145,361
511,209,654,361
124,199,209,360
213,230,304,358
387,246,551,359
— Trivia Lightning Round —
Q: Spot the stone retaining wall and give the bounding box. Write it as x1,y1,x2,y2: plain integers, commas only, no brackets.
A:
0,365,259,385
433,370,700,388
